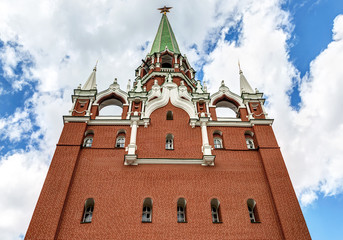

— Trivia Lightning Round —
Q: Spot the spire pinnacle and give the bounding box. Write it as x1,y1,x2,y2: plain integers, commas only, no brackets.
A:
157,6,172,15
82,61,98,90
239,62,254,94
238,59,242,74
150,9,180,55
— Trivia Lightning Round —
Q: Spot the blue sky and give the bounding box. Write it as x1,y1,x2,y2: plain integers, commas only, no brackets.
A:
0,0,343,239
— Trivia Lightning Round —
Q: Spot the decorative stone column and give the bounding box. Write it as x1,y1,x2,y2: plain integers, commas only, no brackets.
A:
199,114,215,166
124,113,140,165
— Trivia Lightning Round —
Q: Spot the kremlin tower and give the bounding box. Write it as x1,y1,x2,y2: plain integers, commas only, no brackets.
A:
26,7,311,239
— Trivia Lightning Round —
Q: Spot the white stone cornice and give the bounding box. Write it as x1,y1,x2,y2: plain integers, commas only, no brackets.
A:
124,157,214,166
63,116,274,126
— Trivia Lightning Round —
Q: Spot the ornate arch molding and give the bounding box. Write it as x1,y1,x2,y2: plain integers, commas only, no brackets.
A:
144,81,196,119
94,83,129,110
210,87,244,109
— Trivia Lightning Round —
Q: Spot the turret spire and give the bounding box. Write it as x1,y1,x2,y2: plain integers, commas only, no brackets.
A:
239,61,254,94
82,61,98,90
150,7,180,55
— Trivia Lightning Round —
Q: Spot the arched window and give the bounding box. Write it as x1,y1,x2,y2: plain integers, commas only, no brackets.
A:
166,134,174,150
166,111,173,120
245,131,255,149
82,198,94,223
115,130,126,148
177,198,187,223
213,130,223,149
247,199,259,223
83,131,94,148
211,198,221,223
142,198,152,223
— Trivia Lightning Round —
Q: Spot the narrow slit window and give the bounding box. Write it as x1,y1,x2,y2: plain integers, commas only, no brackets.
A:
247,199,259,223
142,198,152,223
82,198,94,223
211,198,221,223
177,198,186,223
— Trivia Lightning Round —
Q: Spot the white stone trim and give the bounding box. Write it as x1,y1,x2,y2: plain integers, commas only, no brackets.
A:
63,116,273,126
124,157,215,166
144,80,197,119
94,83,128,105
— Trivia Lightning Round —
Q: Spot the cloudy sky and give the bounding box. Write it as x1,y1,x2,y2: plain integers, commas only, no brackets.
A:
0,0,342,239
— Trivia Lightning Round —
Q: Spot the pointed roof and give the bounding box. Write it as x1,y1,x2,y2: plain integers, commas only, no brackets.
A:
150,13,180,55
82,63,97,90
239,62,254,94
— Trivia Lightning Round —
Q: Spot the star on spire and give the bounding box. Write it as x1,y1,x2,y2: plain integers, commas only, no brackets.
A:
158,6,172,15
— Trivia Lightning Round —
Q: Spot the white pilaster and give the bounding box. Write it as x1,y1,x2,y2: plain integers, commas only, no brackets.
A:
199,116,215,166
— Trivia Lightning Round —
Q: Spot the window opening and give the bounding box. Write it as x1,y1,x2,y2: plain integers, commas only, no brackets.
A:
142,198,152,223
211,199,221,223
116,136,125,148
214,138,223,149
177,198,186,223
166,111,173,120
247,199,259,223
83,131,94,148
166,134,174,150
246,138,255,149
82,198,94,223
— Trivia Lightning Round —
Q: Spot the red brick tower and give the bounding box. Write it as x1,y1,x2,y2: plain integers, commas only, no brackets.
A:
26,7,311,239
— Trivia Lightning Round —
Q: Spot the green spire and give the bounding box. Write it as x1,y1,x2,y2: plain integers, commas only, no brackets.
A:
150,14,180,55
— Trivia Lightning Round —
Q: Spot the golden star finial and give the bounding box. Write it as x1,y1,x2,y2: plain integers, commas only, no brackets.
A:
158,6,172,15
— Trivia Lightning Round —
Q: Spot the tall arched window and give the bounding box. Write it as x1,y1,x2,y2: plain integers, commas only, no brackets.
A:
82,198,94,223
142,198,152,223
83,131,94,148
211,198,221,223
245,131,255,149
116,130,126,148
177,198,187,223
247,198,259,223
166,134,174,150
213,130,223,149
166,111,173,120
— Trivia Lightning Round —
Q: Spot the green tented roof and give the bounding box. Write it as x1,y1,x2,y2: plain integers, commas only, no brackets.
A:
150,14,180,55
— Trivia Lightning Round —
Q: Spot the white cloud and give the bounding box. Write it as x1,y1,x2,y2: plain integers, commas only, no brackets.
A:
0,151,48,240
0,0,342,239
